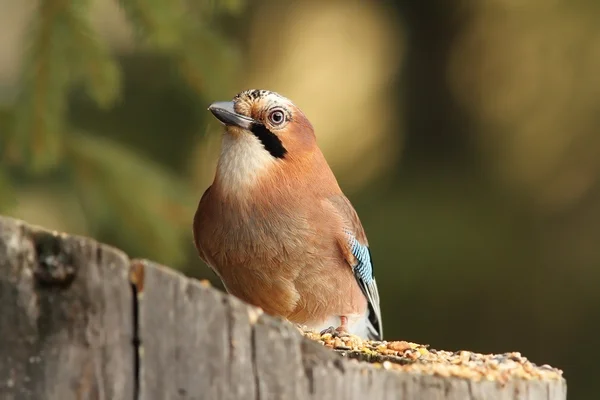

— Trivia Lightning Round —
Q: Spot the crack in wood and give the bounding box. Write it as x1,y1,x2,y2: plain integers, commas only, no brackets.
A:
130,281,141,400
250,325,261,400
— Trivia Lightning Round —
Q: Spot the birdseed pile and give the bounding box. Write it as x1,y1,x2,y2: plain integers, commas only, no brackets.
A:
300,328,564,384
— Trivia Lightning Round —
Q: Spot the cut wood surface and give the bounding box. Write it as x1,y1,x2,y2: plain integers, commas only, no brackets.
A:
0,215,567,400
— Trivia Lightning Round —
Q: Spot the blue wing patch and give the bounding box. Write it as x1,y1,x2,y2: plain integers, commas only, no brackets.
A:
348,234,374,284
345,230,383,340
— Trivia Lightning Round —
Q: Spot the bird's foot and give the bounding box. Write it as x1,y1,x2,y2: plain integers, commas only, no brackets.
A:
319,325,350,338
319,326,335,336
320,316,351,337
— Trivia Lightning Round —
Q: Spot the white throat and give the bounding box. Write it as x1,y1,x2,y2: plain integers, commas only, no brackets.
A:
216,131,277,193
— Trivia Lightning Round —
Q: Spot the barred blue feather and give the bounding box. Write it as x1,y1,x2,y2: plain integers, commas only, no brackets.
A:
345,229,383,340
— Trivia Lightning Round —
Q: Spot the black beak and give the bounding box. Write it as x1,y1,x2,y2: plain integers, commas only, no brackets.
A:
208,101,255,130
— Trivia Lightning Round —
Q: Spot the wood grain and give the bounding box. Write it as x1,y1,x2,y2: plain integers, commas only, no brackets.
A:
0,216,134,400
0,215,567,400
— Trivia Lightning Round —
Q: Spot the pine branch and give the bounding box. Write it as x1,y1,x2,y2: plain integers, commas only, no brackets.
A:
67,0,122,109
0,169,15,212
7,0,245,265
217,0,245,14
175,0,246,96
0,106,15,164
177,24,241,98
66,131,193,266
117,0,186,49
12,0,122,172
184,0,246,18
118,0,244,96
12,0,75,172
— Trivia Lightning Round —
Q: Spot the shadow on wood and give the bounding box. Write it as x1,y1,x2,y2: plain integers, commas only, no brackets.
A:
0,216,567,400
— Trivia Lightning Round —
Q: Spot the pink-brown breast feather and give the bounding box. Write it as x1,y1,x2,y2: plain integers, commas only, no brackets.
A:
194,170,316,317
193,145,368,324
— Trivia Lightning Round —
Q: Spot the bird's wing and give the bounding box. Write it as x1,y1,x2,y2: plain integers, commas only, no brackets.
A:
193,185,212,265
326,195,383,340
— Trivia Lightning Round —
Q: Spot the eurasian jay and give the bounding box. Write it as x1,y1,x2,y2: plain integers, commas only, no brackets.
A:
193,89,383,340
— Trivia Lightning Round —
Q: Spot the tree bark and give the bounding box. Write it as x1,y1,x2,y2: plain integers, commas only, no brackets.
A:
0,215,567,400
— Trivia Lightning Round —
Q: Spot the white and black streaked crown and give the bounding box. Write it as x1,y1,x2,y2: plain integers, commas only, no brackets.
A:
234,89,275,101
233,89,295,108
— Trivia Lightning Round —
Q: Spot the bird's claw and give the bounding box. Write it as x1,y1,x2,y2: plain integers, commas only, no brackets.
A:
319,325,350,338
319,326,335,336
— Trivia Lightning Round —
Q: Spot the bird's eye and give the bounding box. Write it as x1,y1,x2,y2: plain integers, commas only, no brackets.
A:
268,109,286,126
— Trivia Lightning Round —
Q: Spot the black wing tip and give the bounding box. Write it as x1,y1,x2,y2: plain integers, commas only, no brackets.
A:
367,308,383,340
367,324,383,341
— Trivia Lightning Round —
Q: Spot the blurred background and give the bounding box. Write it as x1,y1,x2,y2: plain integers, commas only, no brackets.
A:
1,0,599,398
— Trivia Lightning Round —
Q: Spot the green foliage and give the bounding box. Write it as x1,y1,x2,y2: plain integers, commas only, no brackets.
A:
11,0,75,171
8,0,123,172
0,105,16,211
66,132,192,264
119,0,186,49
120,0,242,97
2,0,245,267
0,170,15,213
68,1,122,109
177,24,240,99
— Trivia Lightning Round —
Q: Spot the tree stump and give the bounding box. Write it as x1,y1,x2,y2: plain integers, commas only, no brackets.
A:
0,215,566,400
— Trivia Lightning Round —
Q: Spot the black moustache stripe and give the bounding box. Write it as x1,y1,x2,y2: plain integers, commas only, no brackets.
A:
250,123,287,159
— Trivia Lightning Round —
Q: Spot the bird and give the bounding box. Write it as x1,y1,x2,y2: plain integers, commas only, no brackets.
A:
193,89,383,340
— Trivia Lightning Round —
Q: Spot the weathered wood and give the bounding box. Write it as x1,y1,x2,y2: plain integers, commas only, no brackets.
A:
0,215,567,400
0,216,134,400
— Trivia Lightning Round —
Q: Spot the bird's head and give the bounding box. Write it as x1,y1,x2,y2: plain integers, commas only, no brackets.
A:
208,89,316,160
207,90,326,195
